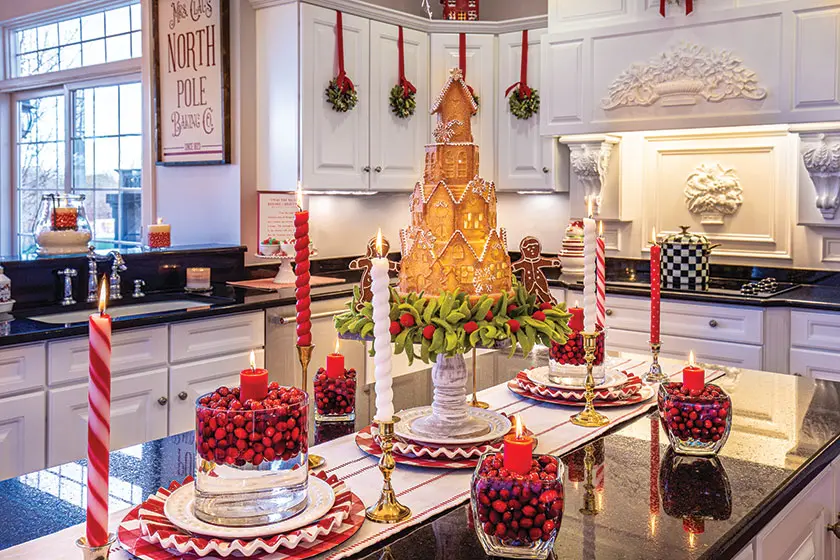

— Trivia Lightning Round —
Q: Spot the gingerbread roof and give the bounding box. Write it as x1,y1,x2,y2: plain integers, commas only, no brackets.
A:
438,229,480,262
416,178,496,206
430,68,479,115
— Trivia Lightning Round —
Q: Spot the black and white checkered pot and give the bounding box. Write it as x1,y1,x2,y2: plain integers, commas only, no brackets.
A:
659,226,718,291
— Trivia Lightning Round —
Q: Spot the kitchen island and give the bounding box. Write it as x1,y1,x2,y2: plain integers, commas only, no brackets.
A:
0,351,838,560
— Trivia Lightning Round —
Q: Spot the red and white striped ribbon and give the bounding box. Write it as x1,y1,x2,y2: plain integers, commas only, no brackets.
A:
86,313,112,547
595,236,606,328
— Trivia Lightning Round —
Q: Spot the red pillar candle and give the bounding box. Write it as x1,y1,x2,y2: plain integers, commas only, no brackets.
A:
326,339,345,379
650,228,662,345
568,302,584,332
294,186,312,347
240,350,268,403
682,351,705,392
86,281,112,547
503,415,534,476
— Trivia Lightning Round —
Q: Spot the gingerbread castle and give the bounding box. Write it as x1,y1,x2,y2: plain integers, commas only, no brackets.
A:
399,68,512,297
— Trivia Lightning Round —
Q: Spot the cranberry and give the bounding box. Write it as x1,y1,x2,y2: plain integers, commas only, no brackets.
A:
550,328,605,367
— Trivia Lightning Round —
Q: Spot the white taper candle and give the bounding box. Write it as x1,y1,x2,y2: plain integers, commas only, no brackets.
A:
371,231,395,423
583,216,597,333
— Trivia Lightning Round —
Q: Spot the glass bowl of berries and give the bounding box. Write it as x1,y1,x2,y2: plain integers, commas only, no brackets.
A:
313,367,357,422
194,382,309,526
548,327,606,387
658,381,732,456
471,452,565,559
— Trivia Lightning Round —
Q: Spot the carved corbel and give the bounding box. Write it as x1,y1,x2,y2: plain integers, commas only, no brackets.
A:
561,135,620,216
800,132,840,220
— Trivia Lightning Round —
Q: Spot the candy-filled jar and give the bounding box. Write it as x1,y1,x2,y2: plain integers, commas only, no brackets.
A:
313,367,357,422
471,452,565,559
32,194,92,255
659,447,731,536
658,356,732,456
194,383,309,527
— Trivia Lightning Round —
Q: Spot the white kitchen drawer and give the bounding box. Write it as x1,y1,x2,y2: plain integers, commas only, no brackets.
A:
170,311,265,363
48,326,168,386
0,343,46,395
604,295,764,345
0,391,46,479
47,368,169,466
168,349,265,436
608,328,762,371
790,347,840,382
791,310,840,352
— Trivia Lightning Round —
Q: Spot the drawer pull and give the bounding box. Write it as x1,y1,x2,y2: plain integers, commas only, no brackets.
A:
605,309,614,317
709,320,718,328
271,310,345,325
158,396,168,406
542,167,549,174
178,391,189,401
827,514,840,539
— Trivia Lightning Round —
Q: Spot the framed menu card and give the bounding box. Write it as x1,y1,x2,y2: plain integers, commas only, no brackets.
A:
257,191,298,245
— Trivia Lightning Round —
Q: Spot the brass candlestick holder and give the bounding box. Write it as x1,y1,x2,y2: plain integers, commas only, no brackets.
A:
469,348,489,409
76,533,116,560
366,419,412,523
296,344,325,469
579,445,601,516
570,332,610,428
645,341,667,383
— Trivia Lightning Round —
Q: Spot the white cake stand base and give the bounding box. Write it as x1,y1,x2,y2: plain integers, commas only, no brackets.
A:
254,254,297,284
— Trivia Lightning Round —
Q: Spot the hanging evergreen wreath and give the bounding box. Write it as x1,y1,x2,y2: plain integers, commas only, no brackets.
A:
509,87,540,120
325,79,358,113
470,89,480,110
389,84,416,119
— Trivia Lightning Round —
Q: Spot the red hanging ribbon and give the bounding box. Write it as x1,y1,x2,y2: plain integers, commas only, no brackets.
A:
397,26,416,98
505,29,532,98
660,0,694,17
458,33,476,98
335,11,354,93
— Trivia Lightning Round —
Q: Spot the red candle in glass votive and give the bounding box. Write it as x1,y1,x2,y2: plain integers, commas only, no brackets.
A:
240,350,268,402
503,416,533,476
326,340,345,379
682,351,705,392
568,302,584,332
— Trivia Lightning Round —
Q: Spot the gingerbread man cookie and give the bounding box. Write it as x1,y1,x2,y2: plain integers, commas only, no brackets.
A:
511,236,562,305
349,236,400,309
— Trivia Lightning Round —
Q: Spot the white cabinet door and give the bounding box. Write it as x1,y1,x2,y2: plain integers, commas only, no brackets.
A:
791,310,840,352
497,29,554,191
369,21,429,192
790,348,840,382
169,350,265,436
47,368,168,466
0,392,45,479
430,33,496,181
301,4,370,191
0,343,46,395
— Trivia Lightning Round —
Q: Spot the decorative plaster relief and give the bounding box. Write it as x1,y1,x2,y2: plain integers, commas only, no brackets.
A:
601,43,768,109
564,135,620,216
684,163,743,225
800,132,840,220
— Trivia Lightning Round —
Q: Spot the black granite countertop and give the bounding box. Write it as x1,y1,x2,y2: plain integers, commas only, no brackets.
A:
2,351,838,559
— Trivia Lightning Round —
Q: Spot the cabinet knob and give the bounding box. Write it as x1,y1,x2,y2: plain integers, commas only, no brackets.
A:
363,166,371,173
542,167,549,174
178,391,189,401
709,320,718,328
827,514,840,539
375,166,382,173
605,309,614,316
158,396,168,406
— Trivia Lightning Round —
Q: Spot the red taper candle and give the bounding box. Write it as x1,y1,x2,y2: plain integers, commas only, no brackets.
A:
683,351,705,392
240,350,268,402
326,339,345,379
86,281,112,547
294,186,312,347
596,222,606,329
503,415,533,476
650,228,662,345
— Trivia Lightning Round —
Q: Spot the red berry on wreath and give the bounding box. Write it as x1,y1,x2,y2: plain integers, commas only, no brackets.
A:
464,321,479,334
532,311,547,322
485,310,494,321
389,321,402,336
399,313,416,327
507,304,518,314
508,319,521,333
423,325,436,340
539,302,553,311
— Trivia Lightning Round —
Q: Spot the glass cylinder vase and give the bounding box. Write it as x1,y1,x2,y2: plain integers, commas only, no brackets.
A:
33,193,92,255
548,328,606,387
313,367,356,422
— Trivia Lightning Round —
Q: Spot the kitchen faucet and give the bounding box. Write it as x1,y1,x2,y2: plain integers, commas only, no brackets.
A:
108,250,127,300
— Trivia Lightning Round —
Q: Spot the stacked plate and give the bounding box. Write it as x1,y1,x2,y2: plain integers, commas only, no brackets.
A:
118,472,365,559
509,366,654,407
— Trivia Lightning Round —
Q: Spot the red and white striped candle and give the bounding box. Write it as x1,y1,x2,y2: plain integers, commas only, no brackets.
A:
650,228,661,345
86,280,112,547
596,221,606,329
294,185,312,347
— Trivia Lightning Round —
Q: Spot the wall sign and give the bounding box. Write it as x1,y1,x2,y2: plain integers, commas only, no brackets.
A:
257,192,298,245
153,0,231,165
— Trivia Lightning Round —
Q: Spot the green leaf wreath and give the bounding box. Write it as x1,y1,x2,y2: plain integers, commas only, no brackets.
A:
509,87,540,120
335,280,572,365
389,84,416,119
325,79,358,113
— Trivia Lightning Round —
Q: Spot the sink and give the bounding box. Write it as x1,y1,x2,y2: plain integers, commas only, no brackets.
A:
28,299,212,325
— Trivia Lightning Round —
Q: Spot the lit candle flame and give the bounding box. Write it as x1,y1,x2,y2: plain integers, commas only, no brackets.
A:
689,350,696,367
334,339,341,355
598,221,604,237
375,228,384,258
156,217,163,225
514,415,524,439
586,197,594,219
296,183,304,211
249,350,256,371
574,299,579,307
651,227,658,245
97,278,108,315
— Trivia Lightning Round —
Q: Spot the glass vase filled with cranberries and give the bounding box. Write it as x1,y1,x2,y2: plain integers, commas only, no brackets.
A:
194,382,309,526
658,354,732,456
313,367,357,422
548,326,606,386
471,452,565,559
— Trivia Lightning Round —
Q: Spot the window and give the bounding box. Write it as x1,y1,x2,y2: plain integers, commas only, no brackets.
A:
14,3,141,77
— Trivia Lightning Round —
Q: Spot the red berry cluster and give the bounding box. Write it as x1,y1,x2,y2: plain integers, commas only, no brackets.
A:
549,328,605,366
196,383,308,468
473,454,564,545
313,368,357,417
658,382,731,446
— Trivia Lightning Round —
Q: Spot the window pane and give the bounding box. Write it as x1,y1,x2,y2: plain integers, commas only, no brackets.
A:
94,137,119,188
82,39,105,66
35,97,60,143
71,139,94,189
94,86,119,136
119,83,141,135
19,145,38,188
81,12,104,41
130,4,141,30
18,235,35,255
59,44,81,70
119,136,141,170
19,191,46,234
37,24,58,50
58,18,80,45
106,34,131,62
18,28,37,54
105,6,131,36
131,31,142,58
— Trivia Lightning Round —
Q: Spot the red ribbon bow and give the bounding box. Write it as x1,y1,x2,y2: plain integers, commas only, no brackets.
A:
660,0,693,17
505,29,532,98
397,26,417,98
335,11,354,93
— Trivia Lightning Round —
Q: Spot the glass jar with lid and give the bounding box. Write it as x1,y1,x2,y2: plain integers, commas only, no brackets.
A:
33,193,92,255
